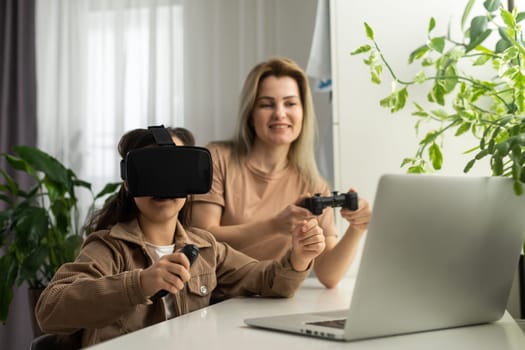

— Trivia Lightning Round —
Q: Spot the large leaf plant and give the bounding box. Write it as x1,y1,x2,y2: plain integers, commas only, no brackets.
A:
351,0,525,195
0,146,119,322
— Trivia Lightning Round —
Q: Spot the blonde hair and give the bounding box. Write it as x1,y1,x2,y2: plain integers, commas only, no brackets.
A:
224,57,320,188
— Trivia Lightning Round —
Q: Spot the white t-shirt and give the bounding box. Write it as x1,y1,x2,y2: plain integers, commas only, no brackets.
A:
145,242,176,319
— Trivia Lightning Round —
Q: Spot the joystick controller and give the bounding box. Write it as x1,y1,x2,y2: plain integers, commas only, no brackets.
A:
151,244,199,300
301,191,358,215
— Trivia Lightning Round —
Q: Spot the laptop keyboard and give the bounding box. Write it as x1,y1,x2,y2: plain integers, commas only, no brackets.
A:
306,318,347,329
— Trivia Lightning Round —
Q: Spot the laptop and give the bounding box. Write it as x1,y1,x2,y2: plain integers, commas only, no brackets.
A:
245,174,525,341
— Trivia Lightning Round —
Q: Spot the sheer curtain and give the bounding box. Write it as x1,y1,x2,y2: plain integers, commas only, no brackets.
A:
36,0,184,200
36,0,321,212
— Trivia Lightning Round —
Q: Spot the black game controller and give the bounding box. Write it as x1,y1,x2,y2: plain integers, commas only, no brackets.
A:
151,244,199,300
301,191,359,215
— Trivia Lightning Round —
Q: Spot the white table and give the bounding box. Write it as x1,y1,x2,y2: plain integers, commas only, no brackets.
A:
87,277,525,349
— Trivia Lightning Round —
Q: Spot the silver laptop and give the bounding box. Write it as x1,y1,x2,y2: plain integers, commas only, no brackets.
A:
245,174,525,341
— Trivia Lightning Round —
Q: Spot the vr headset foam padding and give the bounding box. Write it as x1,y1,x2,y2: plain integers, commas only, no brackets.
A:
121,146,213,198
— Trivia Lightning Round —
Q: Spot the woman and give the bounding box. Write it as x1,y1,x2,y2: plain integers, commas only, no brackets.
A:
35,127,325,347
190,57,371,288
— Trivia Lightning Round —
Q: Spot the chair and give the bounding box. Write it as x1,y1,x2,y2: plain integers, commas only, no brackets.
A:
30,333,76,350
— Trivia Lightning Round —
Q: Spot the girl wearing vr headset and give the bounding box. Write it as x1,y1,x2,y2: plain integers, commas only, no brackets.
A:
190,57,372,289
35,127,325,347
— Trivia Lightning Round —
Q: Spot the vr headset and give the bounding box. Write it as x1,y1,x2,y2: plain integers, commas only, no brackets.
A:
120,125,212,198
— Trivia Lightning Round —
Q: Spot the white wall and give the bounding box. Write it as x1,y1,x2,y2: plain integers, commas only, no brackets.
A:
183,0,329,146
330,0,486,277
330,0,525,312
330,0,493,204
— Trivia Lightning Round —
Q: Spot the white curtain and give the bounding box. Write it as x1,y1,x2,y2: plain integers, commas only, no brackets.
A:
36,0,184,201
36,0,321,210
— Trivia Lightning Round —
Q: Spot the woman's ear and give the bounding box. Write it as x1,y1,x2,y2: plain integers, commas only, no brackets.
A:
123,181,129,192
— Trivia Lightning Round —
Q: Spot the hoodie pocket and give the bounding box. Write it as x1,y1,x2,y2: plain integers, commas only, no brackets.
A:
184,272,217,312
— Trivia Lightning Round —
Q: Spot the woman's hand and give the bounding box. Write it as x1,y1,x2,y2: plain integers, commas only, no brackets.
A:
290,218,326,271
340,188,371,233
270,194,314,235
139,251,191,298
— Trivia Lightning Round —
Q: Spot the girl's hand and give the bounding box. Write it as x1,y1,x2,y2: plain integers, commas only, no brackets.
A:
139,251,191,298
290,218,326,271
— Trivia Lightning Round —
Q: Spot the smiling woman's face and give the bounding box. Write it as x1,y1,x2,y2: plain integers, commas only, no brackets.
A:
251,75,303,148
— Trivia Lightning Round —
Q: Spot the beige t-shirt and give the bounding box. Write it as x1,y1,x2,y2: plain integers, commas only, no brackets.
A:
192,143,337,261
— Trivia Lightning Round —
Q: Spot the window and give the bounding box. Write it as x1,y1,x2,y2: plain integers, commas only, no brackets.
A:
84,2,184,194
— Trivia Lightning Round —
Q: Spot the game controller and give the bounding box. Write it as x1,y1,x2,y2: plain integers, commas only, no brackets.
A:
301,191,359,215
151,244,199,300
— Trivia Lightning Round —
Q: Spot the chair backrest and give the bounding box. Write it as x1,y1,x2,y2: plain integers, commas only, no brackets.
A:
30,334,75,350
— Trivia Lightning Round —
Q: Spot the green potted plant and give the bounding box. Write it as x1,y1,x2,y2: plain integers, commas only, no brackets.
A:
0,145,119,334
351,0,524,322
351,0,525,191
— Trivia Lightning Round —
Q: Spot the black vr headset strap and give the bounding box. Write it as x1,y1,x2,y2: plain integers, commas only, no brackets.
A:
121,125,175,180
148,125,175,146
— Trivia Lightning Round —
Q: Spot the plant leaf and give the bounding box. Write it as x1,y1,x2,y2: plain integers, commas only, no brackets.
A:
380,88,408,113
13,146,70,187
94,182,121,200
0,254,18,322
428,82,445,105
408,45,430,64
429,142,443,170
483,0,501,12
408,165,426,173
400,158,416,168
73,179,91,190
429,37,445,53
461,0,476,29
364,22,374,40
495,38,511,53
500,8,515,28
492,155,504,175
0,169,19,197
516,12,525,23
475,149,489,160
3,154,28,173
467,29,492,52
14,207,48,251
18,247,49,286
455,122,471,136
443,65,458,93
371,64,383,84
63,235,83,262
473,54,492,65
428,17,436,33
513,181,523,195
351,44,371,55
414,71,426,84
464,158,476,173
470,16,488,41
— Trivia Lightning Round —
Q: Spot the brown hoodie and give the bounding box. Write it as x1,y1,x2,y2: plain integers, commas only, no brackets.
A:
35,219,310,347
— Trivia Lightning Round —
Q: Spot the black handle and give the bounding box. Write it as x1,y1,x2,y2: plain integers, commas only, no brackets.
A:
151,244,200,300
